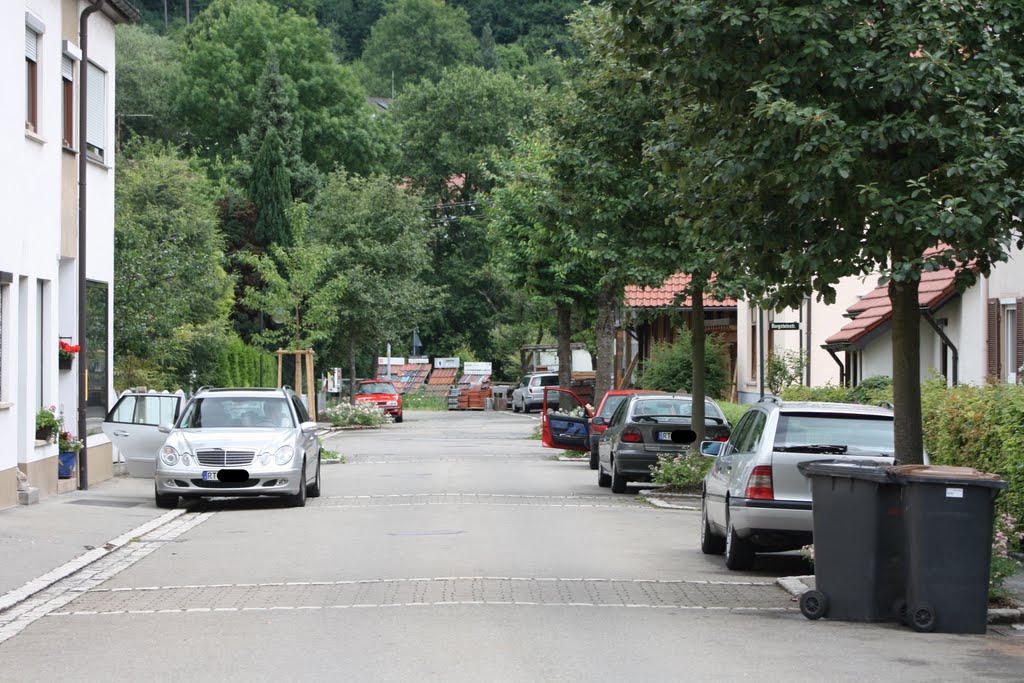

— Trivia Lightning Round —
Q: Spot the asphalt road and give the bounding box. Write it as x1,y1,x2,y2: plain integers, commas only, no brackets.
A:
1,410,1022,681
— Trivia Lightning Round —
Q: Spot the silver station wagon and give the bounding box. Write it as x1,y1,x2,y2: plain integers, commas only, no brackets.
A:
700,399,898,570
153,387,321,509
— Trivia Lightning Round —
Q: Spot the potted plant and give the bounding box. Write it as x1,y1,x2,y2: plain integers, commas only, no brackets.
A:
35,406,62,442
58,340,80,370
57,430,83,479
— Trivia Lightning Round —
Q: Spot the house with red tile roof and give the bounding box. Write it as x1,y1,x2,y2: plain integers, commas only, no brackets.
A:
823,245,1024,387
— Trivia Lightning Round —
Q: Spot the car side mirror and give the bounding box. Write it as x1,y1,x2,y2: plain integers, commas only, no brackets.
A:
591,416,605,426
158,423,173,434
700,440,723,458
300,421,319,435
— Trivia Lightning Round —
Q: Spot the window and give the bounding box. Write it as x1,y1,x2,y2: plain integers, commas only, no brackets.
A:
36,280,46,408
988,297,1024,384
85,281,108,428
86,62,106,162
62,56,74,147
25,26,39,132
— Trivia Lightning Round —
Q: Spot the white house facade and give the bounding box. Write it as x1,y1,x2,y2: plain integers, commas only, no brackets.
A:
0,0,135,509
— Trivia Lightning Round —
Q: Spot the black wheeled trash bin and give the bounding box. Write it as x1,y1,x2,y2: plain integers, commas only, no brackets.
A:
888,465,1007,634
797,459,905,622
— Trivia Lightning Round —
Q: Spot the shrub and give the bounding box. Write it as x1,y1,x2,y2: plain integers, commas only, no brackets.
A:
402,390,447,411
991,513,1022,602
650,451,713,491
717,401,751,426
324,401,391,427
765,350,807,395
638,332,729,398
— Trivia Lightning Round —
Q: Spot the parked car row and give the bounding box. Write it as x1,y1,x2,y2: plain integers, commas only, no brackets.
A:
538,386,904,572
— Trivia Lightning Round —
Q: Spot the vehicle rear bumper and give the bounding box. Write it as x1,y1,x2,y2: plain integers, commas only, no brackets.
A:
613,451,658,477
728,498,813,547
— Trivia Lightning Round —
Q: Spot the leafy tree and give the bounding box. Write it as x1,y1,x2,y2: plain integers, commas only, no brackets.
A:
637,333,729,399
610,0,1024,464
114,142,233,387
455,0,580,47
317,0,387,60
250,128,292,247
178,0,388,175
359,0,478,96
394,64,536,202
115,24,185,145
308,173,443,382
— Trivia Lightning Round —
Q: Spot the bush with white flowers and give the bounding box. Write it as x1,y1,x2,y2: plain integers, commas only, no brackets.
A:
325,401,392,427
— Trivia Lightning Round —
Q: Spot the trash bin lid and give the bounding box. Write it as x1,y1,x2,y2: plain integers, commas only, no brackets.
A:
797,459,893,482
887,464,1008,488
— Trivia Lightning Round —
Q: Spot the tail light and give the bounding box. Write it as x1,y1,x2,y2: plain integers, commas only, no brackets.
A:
621,428,643,443
745,465,774,500
713,435,729,442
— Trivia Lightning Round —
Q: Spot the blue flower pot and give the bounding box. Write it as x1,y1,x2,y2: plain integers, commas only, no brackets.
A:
58,451,76,479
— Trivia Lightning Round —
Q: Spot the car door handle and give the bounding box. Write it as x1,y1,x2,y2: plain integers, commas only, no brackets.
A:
113,430,130,437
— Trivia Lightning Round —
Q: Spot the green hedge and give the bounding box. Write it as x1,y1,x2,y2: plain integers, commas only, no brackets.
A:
218,336,277,388
784,377,1023,539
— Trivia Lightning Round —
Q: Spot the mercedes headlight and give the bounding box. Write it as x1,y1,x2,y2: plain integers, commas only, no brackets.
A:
274,445,294,465
159,446,180,467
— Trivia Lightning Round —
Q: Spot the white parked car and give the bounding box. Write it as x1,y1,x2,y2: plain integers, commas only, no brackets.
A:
700,399,898,570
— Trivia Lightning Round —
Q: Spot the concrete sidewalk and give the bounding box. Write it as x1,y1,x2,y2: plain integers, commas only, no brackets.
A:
0,476,169,600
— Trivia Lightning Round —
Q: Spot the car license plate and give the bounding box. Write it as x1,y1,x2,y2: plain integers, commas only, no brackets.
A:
202,471,219,481
658,431,672,441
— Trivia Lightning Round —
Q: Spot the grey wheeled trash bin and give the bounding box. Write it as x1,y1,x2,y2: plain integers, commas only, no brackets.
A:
797,460,905,622
888,465,1006,634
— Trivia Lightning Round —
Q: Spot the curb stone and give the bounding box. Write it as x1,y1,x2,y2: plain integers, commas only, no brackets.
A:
640,496,700,511
775,575,1024,625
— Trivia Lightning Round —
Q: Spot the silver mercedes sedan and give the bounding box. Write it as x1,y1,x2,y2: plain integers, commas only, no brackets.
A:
154,387,321,509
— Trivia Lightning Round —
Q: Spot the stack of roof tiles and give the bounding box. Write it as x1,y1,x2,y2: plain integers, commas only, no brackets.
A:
423,367,458,397
456,386,492,410
374,363,431,394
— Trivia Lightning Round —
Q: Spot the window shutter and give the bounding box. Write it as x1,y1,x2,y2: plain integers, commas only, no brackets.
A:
1017,298,1024,377
987,298,1001,379
86,63,105,151
25,27,38,61
62,55,73,81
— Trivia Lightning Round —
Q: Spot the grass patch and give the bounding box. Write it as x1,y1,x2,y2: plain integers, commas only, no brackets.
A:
528,425,542,440
320,447,345,463
402,390,448,411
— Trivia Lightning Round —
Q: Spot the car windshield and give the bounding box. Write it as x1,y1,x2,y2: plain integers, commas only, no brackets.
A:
178,397,294,429
630,398,724,422
599,395,629,418
356,382,397,394
773,414,895,455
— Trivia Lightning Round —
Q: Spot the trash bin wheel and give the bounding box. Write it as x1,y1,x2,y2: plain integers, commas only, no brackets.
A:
909,603,935,633
799,590,828,620
893,599,909,626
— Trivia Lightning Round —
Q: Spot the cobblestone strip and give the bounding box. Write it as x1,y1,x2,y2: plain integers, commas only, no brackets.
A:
0,512,214,645
49,577,795,616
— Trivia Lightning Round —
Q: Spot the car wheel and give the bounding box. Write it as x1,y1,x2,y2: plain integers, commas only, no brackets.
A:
523,402,531,414
395,412,403,423
588,444,599,471
597,462,611,488
512,399,521,413
155,486,178,510
610,460,628,494
724,514,755,571
700,495,726,555
307,458,321,498
286,462,307,508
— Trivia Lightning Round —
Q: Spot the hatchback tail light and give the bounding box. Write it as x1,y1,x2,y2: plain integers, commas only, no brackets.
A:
621,428,643,443
745,465,774,500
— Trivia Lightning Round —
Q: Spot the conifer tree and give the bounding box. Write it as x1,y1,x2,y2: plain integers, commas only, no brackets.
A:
250,128,293,247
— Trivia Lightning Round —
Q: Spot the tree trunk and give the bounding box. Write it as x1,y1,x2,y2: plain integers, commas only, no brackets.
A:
890,277,924,465
691,280,706,446
556,302,572,389
349,340,358,403
594,281,617,409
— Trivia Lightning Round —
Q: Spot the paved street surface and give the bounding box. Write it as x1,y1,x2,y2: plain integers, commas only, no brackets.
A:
1,410,1022,681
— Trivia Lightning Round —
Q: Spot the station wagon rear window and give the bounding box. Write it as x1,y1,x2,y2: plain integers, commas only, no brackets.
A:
773,414,894,455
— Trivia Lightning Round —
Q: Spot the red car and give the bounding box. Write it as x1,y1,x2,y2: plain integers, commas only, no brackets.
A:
353,380,403,423
587,390,659,470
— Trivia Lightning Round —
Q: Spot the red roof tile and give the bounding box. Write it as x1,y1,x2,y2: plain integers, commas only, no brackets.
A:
826,259,968,346
624,273,737,308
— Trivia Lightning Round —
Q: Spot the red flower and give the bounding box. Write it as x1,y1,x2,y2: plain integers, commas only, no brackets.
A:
58,341,80,354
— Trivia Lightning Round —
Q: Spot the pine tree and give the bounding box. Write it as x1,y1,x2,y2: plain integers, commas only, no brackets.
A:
239,51,319,200
475,23,498,72
250,128,292,248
